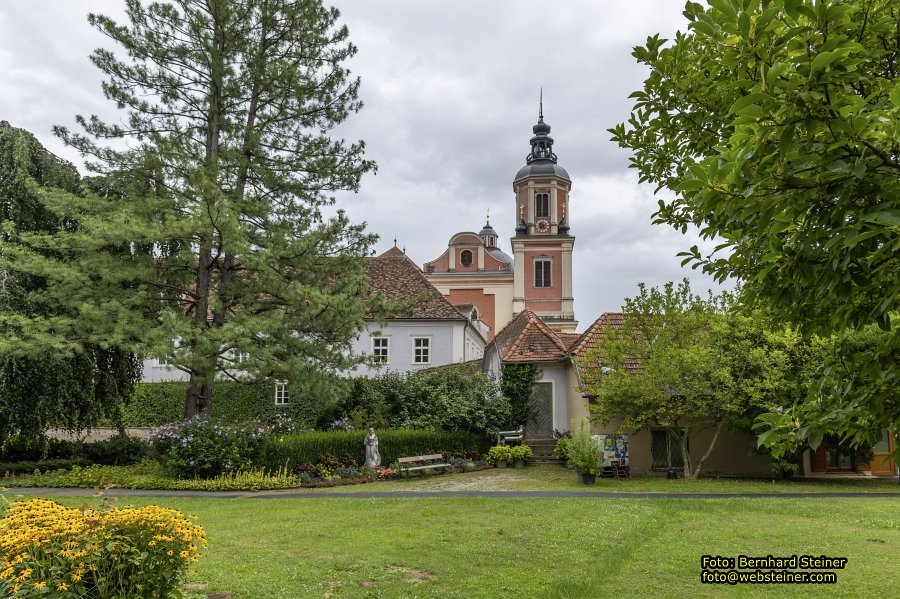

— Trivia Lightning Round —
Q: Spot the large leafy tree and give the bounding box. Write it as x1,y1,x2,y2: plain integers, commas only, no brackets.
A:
2,0,378,418
0,121,141,440
611,0,899,457
582,280,817,478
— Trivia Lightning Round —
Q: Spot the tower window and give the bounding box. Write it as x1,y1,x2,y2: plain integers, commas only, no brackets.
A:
535,258,552,288
536,193,549,218
460,250,473,267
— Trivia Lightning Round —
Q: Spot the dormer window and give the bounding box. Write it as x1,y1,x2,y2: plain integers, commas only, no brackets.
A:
460,250,473,267
536,193,549,218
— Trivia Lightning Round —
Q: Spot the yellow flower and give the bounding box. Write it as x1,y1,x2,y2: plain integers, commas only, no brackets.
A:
33,581,46,589
57,581,69,591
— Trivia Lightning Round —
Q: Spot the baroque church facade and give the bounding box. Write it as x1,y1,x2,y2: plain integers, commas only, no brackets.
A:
424,107,577,340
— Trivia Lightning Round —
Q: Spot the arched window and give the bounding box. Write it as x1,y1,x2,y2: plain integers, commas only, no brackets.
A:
460,250,473,266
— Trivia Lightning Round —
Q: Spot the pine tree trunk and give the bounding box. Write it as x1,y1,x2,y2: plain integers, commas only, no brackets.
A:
185,3,227,419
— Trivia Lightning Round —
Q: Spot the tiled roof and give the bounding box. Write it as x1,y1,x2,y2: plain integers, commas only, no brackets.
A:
493,309,570,362
572,312,641,375
367,247,465,320
556,332,582,352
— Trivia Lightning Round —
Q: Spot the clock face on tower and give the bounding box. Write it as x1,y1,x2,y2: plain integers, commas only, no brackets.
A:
536,219,550,233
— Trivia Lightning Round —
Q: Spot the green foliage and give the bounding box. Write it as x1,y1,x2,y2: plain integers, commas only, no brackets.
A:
258,429,488,472
613,0,899,334
583,280,819,478
568,421,601,476
150,417,265,479
501,363,540,428
0,433,148,469
318,369,510,436
123,381,325,428
0,498,205,598
5,1,380,419
4,462,300,492
554,435,573,464
486,445,512,464
510,445,533,463
0,122,140,443
613,0,900,459
76,434,150,466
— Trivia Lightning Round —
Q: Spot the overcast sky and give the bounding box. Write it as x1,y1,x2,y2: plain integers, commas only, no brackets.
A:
0,1,729,329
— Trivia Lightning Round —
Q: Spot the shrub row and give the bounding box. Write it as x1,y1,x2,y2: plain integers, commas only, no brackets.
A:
259,429,490,471
121,381,322,427
0,434,149,466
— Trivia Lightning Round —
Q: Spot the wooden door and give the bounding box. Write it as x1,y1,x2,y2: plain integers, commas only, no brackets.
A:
526,382,553,438
867,430,896,476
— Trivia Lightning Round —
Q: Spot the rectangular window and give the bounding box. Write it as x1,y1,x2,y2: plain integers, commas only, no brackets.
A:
651,429,685,470
372,337,389,363
274,381,289,405
235,351,249,364
536,193,549,218
413,337,431,364
534,258,551,288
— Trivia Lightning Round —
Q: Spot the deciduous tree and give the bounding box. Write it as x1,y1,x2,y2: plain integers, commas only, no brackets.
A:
611,0,899,459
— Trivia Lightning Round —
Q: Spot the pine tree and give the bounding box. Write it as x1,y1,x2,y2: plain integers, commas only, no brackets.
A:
5,0,378,418
0,121,140,440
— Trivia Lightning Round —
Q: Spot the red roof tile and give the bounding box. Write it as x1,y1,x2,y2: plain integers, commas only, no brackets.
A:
367,248,465,320
493,309,570,362
572,312,641,377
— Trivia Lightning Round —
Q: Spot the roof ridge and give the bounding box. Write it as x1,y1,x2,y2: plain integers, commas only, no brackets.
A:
528,311,569,353
503,309,568,360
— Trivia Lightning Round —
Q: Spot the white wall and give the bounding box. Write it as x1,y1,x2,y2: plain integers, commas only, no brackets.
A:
141,359,188,382
351,320,485,378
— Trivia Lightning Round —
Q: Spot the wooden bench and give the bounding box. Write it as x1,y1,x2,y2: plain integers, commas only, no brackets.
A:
397,454,452,476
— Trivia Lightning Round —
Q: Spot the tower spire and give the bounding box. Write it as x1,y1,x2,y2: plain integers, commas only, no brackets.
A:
539,87,543,121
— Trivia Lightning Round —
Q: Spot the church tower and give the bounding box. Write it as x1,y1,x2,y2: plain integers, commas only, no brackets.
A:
511,102,577,332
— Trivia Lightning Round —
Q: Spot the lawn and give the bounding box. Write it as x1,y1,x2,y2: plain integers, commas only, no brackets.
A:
305,464,900,494
5,462,899,495
23,493,899,598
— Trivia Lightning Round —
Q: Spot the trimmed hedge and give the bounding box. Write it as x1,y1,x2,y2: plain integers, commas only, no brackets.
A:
258,429,490,471
122,381,324,427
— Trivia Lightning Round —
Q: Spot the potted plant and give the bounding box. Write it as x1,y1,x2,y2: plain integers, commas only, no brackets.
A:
568,421,601,485
510,445,532,468
487,445,512,468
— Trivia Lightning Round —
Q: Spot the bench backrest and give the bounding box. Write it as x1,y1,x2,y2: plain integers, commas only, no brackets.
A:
398,454,444,463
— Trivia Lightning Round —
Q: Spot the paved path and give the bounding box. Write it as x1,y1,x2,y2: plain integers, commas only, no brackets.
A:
5,488,899,500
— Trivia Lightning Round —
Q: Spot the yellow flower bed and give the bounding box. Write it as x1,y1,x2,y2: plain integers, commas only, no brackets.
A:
0,499,206,598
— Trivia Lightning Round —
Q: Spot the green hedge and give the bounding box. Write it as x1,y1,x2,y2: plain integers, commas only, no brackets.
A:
258,429,490,471
122,381,324,428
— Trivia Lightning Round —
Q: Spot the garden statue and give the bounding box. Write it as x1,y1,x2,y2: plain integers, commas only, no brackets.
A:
364,428,381,467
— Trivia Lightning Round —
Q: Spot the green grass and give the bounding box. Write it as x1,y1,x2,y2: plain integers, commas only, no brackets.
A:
306,464,900,494
21,493,898,598
5,462,898,494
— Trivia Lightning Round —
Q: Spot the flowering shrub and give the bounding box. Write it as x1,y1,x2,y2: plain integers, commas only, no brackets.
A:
150,416,264,478
0,498,205,598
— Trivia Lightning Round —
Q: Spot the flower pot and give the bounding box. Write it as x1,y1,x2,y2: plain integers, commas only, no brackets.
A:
495,460,508,468
514,460,525,468
581,472,596,485
782,469,796,481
